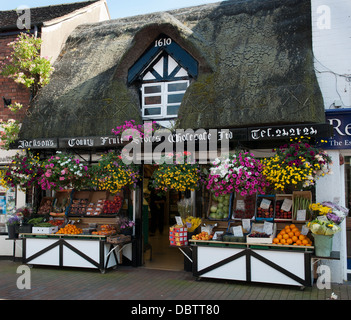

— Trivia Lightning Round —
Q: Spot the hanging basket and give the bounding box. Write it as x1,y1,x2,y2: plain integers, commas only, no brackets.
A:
312,234,334,257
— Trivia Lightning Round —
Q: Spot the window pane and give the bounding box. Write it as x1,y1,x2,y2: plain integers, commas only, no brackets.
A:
167,105,180,116
168,93,184,104
144,107,161,116
145,96,161,105
168,82,188,92
144,85,161,94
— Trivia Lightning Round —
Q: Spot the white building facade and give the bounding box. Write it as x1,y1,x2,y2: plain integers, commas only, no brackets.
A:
312,0,351,283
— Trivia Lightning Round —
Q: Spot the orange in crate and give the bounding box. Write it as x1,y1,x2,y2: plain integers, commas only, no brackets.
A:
273,224,312,246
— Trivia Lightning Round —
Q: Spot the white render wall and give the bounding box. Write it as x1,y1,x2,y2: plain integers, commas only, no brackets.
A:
312,0,351,283
312,0,351,109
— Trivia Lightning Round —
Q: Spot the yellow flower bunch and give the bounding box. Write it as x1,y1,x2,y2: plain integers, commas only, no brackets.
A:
0,170,9,190
262,137,332,192
152,163,200,192
151,152,201,192
261,154,314,191
309,203,332,215
90,151,140,193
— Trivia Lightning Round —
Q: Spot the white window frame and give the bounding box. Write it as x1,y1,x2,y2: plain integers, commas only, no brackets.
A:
141,80,189,119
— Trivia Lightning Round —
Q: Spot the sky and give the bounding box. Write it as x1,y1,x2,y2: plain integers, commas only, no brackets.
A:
0,0,220,19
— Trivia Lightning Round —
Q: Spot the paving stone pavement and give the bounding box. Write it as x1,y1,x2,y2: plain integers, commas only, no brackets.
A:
1,259,350,302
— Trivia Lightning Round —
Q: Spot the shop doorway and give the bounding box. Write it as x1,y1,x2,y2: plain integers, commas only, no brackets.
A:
142,165,185,271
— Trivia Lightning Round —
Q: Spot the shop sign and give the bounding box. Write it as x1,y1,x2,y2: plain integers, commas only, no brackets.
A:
325,109,351,149
16,138,58,149
248,123,332,141
59,136,126,148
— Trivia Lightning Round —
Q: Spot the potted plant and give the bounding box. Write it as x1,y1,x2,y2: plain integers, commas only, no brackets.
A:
6,215,21,239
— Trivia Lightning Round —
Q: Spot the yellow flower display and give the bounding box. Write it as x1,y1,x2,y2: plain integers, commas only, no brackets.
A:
90,151,140,193
262,137,332,192
150,152,201,192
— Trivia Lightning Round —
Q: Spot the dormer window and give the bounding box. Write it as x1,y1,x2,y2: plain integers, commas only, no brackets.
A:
128,34,198,125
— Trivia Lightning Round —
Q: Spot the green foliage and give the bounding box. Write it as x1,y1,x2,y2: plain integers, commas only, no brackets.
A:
0,33,54,150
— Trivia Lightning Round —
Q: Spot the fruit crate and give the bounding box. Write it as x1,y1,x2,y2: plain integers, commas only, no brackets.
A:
231,192,256,220
274,194,293,221
246,223,277,244
292,191,312,222
255,194,275,222
106,234,131,244
207,193,232,221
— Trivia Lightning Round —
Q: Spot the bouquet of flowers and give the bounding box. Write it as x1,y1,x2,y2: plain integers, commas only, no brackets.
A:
1,151,43,191
306,218,341,235
90,150,140,193
320,201,348,225
262,137,332,192
206,151,268,197
150,152,202,193
177,198,193,219
38,152,89,191
306,201,347,236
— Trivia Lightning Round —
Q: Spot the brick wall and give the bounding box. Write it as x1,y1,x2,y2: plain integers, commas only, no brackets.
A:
0,34,30,122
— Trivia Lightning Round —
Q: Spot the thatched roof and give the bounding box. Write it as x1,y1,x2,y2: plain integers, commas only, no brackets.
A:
19,0,325,140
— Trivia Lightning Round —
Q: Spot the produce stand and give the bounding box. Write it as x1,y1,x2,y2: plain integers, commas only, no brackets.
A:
20,232,133,273
190,239,314,288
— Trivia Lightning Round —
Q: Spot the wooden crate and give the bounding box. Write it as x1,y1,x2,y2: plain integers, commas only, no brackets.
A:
275,194,293,221
292,191,312,222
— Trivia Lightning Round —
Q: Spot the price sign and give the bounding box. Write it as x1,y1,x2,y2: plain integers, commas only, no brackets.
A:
175,216,183,226
281,199,292,212
236,199,245,210
242,219,251,233
232,226,244,237
263,221,273,235
296,210,306,221
260,198,271,210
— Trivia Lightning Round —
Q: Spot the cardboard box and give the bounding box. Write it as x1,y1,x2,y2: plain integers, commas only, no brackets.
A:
169,225,188,246
32,226,58,234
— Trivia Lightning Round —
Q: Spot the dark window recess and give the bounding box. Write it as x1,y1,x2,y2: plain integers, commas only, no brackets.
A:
145,96,161,105
145,107,161,116
144,85,162,94
168,93,184,104
168,82,188,92
167,105,180,116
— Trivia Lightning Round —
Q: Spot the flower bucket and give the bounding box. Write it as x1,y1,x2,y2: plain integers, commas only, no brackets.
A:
313,234,333,257
7,225,19,239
